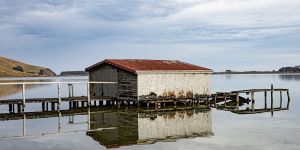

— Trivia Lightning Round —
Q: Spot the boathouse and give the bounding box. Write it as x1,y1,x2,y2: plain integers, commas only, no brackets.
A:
85,59,212,100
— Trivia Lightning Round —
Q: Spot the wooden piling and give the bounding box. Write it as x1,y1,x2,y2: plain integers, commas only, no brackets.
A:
42,102,45,111
9,104,12,113
17,104,21,113
51,102,55,111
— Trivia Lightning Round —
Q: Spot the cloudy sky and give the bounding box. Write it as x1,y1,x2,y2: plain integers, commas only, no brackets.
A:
0,0,299,73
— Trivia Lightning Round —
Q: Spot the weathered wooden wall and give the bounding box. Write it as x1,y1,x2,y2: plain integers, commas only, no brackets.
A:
88,63,138,99
117,69,137,100
137,72,212,99
89,64,118,98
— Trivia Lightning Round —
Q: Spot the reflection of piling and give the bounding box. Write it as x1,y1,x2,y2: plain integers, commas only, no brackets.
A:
280,91,283,108
264,91,267,109
251,92,255,112
68,84,74,109
287,90,290,109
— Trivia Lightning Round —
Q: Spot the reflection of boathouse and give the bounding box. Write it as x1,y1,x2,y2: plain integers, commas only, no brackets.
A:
85,59,212,100
86,108,212,148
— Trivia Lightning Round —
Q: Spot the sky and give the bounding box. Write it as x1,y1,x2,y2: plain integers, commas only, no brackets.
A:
0,0,299,73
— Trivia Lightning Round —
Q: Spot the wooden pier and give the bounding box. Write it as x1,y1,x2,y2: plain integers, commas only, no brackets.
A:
0,81,291,115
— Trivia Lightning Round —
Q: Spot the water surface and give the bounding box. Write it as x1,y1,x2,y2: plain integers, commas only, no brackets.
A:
0,74,299,150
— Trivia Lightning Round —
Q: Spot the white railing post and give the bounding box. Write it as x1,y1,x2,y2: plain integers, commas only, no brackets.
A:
87,82,91,106
22,83,26,109
57,83,61,110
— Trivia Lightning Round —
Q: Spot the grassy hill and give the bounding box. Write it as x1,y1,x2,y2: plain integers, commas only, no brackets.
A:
0,56,56,77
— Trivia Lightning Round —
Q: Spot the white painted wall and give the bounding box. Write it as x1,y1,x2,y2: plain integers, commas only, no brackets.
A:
137,72,211,98
138,110,212,141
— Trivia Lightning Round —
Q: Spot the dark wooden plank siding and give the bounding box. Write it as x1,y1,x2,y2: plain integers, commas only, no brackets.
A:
117,69,137,100
89,64,118,98
88,63,138,100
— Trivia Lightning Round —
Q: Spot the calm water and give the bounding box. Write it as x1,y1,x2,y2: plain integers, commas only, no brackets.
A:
0,74,299,150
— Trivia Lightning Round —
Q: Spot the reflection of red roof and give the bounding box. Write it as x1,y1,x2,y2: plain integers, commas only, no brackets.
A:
85,59,212,74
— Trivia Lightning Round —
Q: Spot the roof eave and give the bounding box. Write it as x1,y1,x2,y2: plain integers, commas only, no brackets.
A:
136,70,213,74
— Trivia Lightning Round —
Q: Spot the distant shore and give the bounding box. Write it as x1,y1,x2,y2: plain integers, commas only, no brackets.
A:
213,71,300,75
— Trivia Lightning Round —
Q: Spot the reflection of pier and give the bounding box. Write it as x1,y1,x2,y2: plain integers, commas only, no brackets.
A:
87,107,212,148
0,106,213,149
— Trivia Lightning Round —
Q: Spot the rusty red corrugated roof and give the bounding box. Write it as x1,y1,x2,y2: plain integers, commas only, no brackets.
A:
85,59,212,74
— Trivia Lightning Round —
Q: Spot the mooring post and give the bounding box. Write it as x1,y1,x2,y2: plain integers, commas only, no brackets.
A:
57,83,61,110
87,83,91,106
22,83,26,112
264,91,267,109
271,84,274,116
287,90,290,109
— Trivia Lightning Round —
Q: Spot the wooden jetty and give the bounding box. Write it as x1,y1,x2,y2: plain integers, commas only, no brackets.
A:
0,81,291,115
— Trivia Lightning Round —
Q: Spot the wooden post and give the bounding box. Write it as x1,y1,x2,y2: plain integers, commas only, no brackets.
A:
251,92,255,112
57,83,61,110
51,102,55,111
271,84,274,116
87,83,91,106
42,102,45,111
22,83,26,111
287,90,290,109
280,91,283,108
9,104,12,113
264,91,267,109
17,104,21,113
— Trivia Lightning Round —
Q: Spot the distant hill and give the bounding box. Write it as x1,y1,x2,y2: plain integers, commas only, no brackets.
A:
278,66,300,73
60,71,88,76
0,56,56,77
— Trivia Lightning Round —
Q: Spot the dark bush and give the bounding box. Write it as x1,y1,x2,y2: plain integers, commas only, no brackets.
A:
12,66,24,72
